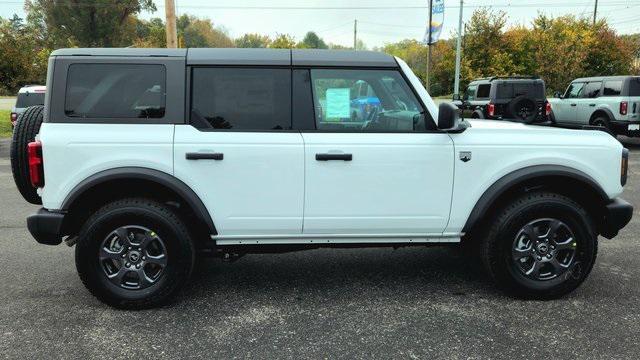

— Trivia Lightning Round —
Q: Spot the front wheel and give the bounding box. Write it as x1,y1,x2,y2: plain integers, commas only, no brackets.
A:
75,198,195,309
481,191,597,299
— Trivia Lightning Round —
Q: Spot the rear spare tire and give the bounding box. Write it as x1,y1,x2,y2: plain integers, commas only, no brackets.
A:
505,95,537,123
10,105,44,205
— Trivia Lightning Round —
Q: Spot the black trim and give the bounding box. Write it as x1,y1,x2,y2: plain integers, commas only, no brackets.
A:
61,167,217,234
609,120,640,137
27,208,65,245
462,165,609,233
601,197,633,239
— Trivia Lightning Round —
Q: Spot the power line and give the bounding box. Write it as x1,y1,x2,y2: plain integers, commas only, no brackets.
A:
0,1,634,10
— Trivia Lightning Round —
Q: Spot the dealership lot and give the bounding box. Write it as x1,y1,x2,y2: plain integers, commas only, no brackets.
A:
1,136,639,359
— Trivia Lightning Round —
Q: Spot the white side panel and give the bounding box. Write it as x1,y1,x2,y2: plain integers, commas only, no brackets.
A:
446,120,624,233
38,123,175,209
302,132,455,234
173,125,304,235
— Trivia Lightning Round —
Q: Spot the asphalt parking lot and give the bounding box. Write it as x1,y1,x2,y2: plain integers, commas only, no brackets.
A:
1,136,640,359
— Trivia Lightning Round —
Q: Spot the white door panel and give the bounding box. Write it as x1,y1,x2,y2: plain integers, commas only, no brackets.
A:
301,133,455,234
173,125,304,235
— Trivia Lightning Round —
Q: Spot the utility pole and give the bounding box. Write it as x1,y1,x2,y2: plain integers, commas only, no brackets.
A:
592,0,598,25
426,0,433,92
165,0,178,48
453,0,464,96
353,19,358,50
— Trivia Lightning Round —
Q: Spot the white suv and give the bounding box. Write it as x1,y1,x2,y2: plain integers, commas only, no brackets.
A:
11,48,633,308
549,76,640,135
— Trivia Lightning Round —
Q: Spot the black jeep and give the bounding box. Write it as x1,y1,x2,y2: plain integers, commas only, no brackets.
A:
453,76,550,123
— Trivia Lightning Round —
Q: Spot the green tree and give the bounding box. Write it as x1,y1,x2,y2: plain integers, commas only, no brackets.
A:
298,31,327,49
25,0,156,47
269,33,296,49
0,15,47,94
235,33,271,48
177,15,234,48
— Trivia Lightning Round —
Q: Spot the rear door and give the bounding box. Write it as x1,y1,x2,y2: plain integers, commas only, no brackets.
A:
576,81,602,123
299,68,454,236
173,67,305,236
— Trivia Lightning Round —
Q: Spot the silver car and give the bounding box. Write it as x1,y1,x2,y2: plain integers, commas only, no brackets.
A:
10,85,45,127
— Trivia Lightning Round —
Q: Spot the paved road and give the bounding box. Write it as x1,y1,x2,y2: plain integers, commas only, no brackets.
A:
1,136,640,359
0,97,15,111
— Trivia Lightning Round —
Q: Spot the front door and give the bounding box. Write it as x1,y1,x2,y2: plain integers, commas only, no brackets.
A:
174,67,304,236
554,82,585,125
301,68,454,235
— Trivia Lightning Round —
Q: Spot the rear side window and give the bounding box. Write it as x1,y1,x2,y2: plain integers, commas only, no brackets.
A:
603,80,622,96
476,84,490,98
65,64,166,118
583,82,602,98
15,92,45,108
190,68,291,130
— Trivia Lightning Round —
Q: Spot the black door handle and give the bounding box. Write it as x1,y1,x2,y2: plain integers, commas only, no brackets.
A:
589,104,596,107
570,104,577,107
186,152,223,160
316,153,352,161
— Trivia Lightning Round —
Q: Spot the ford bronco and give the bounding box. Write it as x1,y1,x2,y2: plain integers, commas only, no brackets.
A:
11,48,633,308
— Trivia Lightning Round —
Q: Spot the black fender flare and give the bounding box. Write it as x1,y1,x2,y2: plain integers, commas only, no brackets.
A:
590,107,615,123
462,165,609,234
61,167,217,234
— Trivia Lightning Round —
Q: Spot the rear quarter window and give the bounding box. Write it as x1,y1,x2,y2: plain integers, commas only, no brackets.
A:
603,80,622,96
64,64,166,119
629,78,640,97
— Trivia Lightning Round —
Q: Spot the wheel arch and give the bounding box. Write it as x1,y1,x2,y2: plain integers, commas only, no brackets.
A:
61,167,217,238
462,165,609,237
589,107,615,124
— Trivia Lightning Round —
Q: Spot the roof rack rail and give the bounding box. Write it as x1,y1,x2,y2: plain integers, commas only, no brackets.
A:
488,75,539,81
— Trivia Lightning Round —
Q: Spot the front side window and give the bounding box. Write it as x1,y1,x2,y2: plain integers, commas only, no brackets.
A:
65,64,166,118
464,85,477,101
565,82,584,99
603,80,622,96
583,82,602,98
191,68,291,130
311,69,424,132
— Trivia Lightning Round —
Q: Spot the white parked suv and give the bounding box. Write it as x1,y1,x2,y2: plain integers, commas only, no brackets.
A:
11,48,633,308
548,76,640,136
10,85,45,127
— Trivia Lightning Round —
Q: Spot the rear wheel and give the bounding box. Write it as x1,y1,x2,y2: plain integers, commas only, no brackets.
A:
591,116,610,131
481,191,597,299
75,198,195,309
10,105,44,204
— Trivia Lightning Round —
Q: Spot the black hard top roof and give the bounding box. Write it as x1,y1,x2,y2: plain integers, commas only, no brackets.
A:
50,48,398,67
572,75,638,83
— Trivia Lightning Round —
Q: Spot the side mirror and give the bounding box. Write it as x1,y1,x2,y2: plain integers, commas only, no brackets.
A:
553,91,563,99
438,102,461,130
452,93,461,101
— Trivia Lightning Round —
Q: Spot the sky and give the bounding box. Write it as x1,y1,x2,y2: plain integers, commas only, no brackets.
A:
0,0,638,48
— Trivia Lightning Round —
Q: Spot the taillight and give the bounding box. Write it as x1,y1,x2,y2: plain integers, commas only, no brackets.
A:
620,101,628,115
10,112,17,124
27,141,44,188
488,103,495,117
545,101,552,116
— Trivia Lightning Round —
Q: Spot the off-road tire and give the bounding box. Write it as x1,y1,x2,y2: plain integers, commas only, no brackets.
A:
505,95,537,123
10,105,44,204
76,198,195,309
481,191,598,299
590,116,610,131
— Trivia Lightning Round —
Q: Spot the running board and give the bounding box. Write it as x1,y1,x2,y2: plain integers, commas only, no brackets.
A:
211,233,461,246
